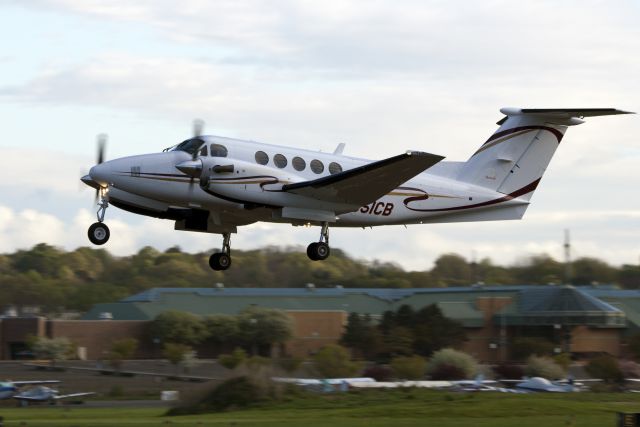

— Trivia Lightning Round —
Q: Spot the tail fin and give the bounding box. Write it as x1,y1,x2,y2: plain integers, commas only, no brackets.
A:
457,108,632,201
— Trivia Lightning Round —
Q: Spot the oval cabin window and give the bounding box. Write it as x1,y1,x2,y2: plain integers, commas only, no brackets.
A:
329,162,343,175
310,159,324,174
255,151,269,165
292,156,306,171
274,154,287,168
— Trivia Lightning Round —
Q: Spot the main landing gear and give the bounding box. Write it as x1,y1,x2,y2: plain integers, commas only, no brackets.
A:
307,222,331,261
209,232,232,271
88,191,110,245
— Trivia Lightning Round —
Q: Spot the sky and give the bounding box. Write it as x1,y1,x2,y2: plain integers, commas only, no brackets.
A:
0,0,638,270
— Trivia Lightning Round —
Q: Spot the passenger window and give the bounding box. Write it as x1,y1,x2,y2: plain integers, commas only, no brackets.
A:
255,151,269,165
329,162,343,175
199,145,208,157
274,154,287,168
292,156,306,171
210,144,228,157
310,159,324,174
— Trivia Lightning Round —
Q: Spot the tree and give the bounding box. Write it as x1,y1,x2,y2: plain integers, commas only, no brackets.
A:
108,338,138,372
313,345,359,378
204,314,240,345
150,310,209,345
524,356,566,379
585,355,624,384
237,307,293,355
510,337,554,360
163,343,193,374
412,305,467,356
426,348,478,380
30,337,72,367
390,355,427,380
431,254,472,286
340,313,383,359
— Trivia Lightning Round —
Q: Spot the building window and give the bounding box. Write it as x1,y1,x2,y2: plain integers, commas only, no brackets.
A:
210,144,228,157
255,151,269,165
329,162,343,175
274,153,288,168
310,159,324,174
292,156,306,171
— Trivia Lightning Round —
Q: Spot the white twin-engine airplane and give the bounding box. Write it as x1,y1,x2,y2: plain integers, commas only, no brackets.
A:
81,107,632,270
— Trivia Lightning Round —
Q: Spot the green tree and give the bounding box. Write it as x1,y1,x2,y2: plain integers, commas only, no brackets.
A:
313,345,359,378
426,348,478,380
163,342,193,374
412,305,467,356
204,314,240,345
340,313,383,359
150,310,209,345
585,355,624,384
525,356,566,379
431,254,472,286
237,306,293,355
390,355,427,380
108,338,138,372
30,336,72,367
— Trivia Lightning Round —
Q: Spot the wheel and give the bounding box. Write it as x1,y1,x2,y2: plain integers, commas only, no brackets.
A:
88,222,110,245
209,252,231,271
307,242,330,261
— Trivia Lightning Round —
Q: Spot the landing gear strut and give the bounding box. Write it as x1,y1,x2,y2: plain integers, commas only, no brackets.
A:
307,222,331,261
88,189,110,245
209,233,232,271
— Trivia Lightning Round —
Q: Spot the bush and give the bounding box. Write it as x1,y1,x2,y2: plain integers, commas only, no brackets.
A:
362,364,393,382
510,337,554,360
108,385,125,397
619,360,640,379
553,352,572,371
426,348,478,379
218,347,247,370
524,356,565,379
313,345,359,378
391,355,427,380
492,363,524,380
167,376,268,415
585,355,623,384
275,358,304,374
429,363,467,380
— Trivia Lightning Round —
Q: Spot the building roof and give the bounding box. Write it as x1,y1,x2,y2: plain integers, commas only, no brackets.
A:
83,285,640,330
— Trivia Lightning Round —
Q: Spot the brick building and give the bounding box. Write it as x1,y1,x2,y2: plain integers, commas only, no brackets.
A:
0,285,636,361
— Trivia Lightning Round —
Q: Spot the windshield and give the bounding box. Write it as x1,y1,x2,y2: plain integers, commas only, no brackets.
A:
172,138,204,155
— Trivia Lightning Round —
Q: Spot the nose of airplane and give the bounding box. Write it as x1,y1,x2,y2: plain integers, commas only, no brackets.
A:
89,162,112,186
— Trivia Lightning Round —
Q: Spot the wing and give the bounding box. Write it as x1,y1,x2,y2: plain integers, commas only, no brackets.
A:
13,380,61,386
54,392,96,400
283,151,444,208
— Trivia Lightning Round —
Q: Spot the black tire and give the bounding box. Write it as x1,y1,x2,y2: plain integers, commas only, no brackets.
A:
88,222,110,245
209,252,232,271
307,242,330,261
307,242,319,261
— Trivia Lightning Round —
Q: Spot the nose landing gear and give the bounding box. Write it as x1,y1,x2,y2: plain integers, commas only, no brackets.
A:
88,189,110,245
307,222,331,261
209,232,232,271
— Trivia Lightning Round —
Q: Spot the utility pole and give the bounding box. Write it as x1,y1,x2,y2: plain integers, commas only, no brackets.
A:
564,229,572,285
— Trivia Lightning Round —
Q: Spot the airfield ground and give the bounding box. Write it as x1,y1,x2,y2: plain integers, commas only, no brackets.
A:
1,391,640,426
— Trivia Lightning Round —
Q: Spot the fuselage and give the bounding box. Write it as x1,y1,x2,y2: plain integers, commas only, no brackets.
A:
89,135,529,228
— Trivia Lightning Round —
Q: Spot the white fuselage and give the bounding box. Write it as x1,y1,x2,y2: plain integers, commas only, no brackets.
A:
89,135,529,230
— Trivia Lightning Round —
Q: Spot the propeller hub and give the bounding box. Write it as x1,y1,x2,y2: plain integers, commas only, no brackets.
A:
176,159,203,178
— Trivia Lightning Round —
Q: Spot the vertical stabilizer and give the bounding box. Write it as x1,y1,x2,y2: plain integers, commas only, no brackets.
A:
457,108,631,201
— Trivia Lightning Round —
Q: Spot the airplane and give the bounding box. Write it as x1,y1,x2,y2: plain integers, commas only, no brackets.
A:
81,108,632,270
0,379,60,400
13,385,95,406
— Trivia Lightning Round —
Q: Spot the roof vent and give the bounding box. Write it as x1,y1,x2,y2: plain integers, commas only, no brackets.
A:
98,312,113,320
306,283,316,291
215,282,224,290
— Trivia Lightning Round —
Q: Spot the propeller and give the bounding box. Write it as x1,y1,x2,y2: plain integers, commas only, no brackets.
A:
94,134,107,203
193,118,205,139
185,119,205,194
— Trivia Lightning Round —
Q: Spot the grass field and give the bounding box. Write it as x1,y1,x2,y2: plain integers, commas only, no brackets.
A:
2,390,640,426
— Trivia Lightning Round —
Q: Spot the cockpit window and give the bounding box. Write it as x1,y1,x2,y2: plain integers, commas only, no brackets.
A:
173,138,205,156
210,144,228,157
199,145,208,157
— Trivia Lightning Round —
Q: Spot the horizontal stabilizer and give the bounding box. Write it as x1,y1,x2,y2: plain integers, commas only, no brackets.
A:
283,151,444,207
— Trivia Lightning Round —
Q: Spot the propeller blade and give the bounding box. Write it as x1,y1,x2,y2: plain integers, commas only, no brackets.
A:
97,133,107,165
193,119,204,137
94,188,99,204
